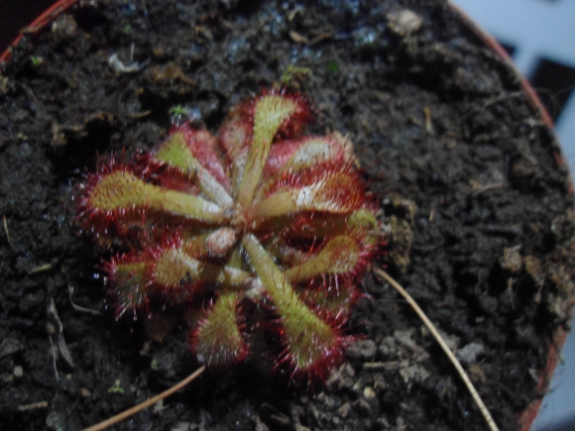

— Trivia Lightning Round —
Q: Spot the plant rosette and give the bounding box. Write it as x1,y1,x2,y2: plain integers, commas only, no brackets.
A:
75,88,383,383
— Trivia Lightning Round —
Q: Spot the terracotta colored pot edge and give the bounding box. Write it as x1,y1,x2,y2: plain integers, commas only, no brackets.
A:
0,0,79,68
449,3,575,431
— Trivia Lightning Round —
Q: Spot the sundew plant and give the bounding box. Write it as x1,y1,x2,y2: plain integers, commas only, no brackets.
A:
76,89,382,382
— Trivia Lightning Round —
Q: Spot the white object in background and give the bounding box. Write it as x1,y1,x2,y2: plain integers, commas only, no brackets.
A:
451,1,575,431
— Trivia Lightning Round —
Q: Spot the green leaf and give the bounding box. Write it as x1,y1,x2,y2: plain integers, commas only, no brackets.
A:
284,235,361,283
252,171,364,219
193,292,246,367
89,170,224,223
237,95,300,205
242,234,340,373
155,131,233,207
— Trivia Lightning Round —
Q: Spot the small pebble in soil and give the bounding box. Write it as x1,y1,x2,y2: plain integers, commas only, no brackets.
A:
338,402,351,419
346,339,377,360
171,422,190,431
456,342,485,365
355,397,372,415
13,365,23,378
500,245,523,273
363,386,376,401
327,364,355,391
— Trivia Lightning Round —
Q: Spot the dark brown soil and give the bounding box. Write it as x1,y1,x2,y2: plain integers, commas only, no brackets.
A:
1,1,574,430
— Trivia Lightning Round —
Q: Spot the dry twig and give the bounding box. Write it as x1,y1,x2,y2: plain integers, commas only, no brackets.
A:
374,268,500,431
63,268,101,316
81,366,205,431
3,215,13,248
17,401,49,412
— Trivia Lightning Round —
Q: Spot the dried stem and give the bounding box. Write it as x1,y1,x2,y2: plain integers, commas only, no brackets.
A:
374,268,500,431
81,366,206,431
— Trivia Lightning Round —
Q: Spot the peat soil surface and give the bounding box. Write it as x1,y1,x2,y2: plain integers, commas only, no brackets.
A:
1,1,574,430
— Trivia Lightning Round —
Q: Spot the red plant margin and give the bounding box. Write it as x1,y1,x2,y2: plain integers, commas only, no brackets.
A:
449,3,575,431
